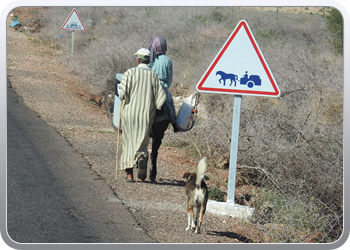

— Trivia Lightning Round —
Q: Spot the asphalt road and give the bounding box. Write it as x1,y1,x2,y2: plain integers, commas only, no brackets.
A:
6,78,156,246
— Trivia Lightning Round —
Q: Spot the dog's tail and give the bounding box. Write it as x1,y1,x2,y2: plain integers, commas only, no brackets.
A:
196,157,207,187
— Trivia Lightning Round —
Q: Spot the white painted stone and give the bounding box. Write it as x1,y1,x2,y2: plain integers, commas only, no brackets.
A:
207,200,255,220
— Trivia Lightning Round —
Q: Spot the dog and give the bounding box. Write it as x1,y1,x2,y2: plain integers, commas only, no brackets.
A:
183,157,209,234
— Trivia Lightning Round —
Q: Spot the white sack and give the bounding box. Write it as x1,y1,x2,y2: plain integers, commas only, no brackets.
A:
176,94,196,131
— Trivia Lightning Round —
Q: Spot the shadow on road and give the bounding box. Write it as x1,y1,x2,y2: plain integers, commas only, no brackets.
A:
207,231,253,243
142,179,186,187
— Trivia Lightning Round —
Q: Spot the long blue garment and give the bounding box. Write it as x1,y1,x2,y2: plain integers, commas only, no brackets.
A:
150,54,173,102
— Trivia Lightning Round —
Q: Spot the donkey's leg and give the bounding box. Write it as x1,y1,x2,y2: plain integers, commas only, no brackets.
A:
150,124,158,181
150,120,168,181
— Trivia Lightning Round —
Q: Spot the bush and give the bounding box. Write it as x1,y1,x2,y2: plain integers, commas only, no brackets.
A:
321,7,343,54
208,186,225,202
251,188,337,243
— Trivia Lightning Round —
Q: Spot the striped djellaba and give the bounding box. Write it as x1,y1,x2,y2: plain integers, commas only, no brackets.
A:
118,64,166,170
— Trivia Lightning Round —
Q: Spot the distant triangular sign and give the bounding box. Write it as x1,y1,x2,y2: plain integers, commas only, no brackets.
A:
61,8,86,31
196,20,280,97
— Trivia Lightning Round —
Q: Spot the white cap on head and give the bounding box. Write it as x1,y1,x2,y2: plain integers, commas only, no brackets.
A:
134,48,150,60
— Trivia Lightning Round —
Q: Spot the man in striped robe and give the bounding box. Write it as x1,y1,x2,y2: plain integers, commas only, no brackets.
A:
118,48,166,182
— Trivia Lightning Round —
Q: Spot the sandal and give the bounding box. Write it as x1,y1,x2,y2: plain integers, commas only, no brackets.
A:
125,169,134,182
137,156,147,181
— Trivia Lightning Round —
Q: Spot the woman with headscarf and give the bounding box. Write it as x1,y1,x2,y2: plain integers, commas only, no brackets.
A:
149,36,179,132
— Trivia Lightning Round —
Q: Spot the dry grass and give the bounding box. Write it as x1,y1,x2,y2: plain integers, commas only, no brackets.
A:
32,6,343,242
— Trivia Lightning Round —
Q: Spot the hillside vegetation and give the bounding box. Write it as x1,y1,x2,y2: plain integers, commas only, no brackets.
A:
18,7,343,242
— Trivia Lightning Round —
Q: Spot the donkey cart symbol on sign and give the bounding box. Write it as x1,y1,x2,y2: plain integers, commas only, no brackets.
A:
197,20,280,97
216,70,262,89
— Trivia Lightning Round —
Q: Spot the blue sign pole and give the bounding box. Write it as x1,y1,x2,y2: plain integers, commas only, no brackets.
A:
226,95,242,203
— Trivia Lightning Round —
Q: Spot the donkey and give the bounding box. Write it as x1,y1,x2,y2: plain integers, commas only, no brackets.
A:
149,96,198,182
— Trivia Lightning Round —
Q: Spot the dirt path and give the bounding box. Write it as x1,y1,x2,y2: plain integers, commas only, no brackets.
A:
6,11,259,243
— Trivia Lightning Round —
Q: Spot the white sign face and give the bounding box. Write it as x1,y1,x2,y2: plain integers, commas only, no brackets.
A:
61,8,86,31
196,20,280,97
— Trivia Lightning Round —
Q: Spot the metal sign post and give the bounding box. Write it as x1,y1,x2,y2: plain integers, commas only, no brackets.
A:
195,20,280,217
70,31,75,57
61,8,86,58
226,95,242,203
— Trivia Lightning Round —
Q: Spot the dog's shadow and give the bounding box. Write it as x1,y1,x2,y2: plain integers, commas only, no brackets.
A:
143,179,186,187
207,231,253,243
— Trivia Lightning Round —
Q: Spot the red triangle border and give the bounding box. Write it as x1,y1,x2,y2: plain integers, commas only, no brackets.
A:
197,21,280,97
61,8,86,31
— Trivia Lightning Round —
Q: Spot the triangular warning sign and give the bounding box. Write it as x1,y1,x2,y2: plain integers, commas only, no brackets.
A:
196,20,280,97
61,8,86,31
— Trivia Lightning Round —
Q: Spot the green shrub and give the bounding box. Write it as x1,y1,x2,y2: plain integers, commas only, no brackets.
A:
208,187,225,202
12,15,19,20
252,189,333,243
321,7,343,54
255,29,279,41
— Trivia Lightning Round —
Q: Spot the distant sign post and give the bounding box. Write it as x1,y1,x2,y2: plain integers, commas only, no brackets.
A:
196,20,280,204
61,8,86,57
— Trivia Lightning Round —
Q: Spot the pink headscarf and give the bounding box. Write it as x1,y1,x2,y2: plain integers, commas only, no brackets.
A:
149,36,167,64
